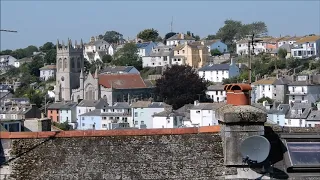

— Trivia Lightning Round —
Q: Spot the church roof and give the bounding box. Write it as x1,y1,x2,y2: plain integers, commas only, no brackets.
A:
98,74,147,89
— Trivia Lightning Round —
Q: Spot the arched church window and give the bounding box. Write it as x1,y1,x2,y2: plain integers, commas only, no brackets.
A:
71,58,75,68
58,58,62,70
77,57,81,68
63,58,68,70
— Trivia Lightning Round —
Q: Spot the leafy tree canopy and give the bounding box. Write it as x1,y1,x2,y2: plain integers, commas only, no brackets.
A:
164,32,177,40
206,34,217,40
211,49,223,56
278,48,287,59
40,42,55,52
154,65,208,109
186,31,200,41
101,31,123,44
102,54,113,64
257,97,273,104
113,43,142,70
44,49,57,64
137,28,159,42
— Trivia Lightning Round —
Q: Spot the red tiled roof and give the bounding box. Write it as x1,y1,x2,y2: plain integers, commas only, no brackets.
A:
98,74,147,89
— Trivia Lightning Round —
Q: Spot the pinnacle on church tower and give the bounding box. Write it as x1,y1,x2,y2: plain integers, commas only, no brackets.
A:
80,68,84,79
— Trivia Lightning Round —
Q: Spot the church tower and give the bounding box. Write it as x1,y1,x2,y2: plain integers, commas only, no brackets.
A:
55,39,84,102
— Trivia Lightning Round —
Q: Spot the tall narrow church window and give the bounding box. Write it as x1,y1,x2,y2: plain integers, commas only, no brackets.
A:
77,58,81,69
58,58,62,70
63,58,68,70
71,58,75,68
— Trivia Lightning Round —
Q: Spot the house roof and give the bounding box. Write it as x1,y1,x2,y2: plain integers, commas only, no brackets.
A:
131,101,170,108
152,110,183,117
149,46,174,57
285,103,312,119
306,110,320,121
0,84,10,90
252,77,277,85
99,66,135,74
17,57,32,63
98,74,147,89
136,42,153,49
47,102,77,110
191,102,226,110
80,109,101,116
77,99,108,108
296,35,320,44
167,33,195,41
273,76,292,85
198,64,230,71
207,84,225,91
40,65,56,70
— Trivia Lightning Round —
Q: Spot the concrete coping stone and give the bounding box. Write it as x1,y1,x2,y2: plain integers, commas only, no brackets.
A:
216,104,267,124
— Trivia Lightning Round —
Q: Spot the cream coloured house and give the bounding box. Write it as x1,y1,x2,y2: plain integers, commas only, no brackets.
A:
171,41,209,68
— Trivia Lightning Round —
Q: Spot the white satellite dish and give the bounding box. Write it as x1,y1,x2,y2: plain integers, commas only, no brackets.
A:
240,135,271,164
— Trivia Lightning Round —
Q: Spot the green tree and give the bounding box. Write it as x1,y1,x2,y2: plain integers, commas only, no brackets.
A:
24,45,39,57
39,42,55,52
154,65,208,109
278,48,287,59
0,49,13,55
163,32,177,44
29,55,44,77
44,49,57,64
206,34,217,40
137,28,159,42
113,43,142,70
53,121,72,130
211,49,223,56
102,31,123,44
11,48,27,59
102,54,113,64
257,97,273,104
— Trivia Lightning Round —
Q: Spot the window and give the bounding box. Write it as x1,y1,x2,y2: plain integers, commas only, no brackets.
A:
134,112,138,117
82,117,84,120
103,117,106,120
66,117,68,121
78,110,80,113
177,51,180,54
277,121,279,124
141,121,145,125
302,96,305,101
134,121,138,125
163,56,167,61
292,87,295,92
288,119,291,125
216,91,218,95
196,110,200,113
51,110,53,114
82,123,85,126
292,96,295,100
285,141,320,169
102,124,107,128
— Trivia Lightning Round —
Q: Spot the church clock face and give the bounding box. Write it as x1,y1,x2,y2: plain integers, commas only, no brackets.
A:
61,76,64,81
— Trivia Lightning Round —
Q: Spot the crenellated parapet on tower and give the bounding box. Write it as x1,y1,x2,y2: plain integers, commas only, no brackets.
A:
56,38,84,53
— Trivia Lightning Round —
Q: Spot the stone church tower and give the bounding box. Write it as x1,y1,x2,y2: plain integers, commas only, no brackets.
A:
55,39,84,102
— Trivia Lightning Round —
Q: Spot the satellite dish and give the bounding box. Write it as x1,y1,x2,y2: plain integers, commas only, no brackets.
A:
240,135,270,164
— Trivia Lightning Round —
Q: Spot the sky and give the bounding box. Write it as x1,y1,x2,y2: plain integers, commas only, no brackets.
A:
1,1,320,50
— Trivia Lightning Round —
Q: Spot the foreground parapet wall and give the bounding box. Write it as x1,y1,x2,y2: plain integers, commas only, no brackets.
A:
0,126,238,180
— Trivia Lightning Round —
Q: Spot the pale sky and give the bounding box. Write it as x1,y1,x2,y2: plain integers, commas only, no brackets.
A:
1,1,320,50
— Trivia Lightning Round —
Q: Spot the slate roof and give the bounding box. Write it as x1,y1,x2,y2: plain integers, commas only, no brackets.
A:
47,102,77,110
77,99,108,108
285,103,312,119
86,52,95,60
86,39,109,46
191,102,226,110
152,110,183,117
273,76,292,85
167,33,195,41
207,84,225,91
306,110,320,121
131,101,170,108
17,57,32,63
108,102,130,109
40,65,56,70
98,74,147,89
99,66,135,74
268,104,290,115
136,42,152,49
198,64,230,71
149,46,174,57
0,84,10,90
252,77,277,85
79,109,101,116
0,104,33,115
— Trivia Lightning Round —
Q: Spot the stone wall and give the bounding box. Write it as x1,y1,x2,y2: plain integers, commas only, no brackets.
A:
1,126,238,180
